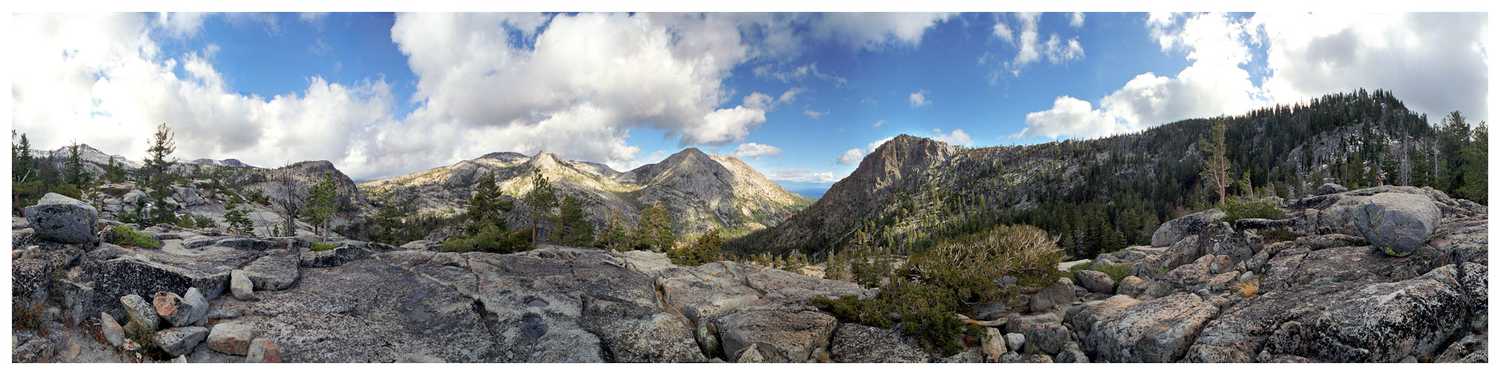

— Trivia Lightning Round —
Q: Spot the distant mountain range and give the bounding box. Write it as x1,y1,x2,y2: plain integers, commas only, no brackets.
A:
359,148,810,237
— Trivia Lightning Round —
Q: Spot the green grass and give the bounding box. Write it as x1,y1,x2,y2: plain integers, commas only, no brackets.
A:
108,226,162,249
309,242,338,252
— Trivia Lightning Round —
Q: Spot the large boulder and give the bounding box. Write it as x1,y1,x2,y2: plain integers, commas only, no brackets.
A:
1066,293,1218,362
655,260,868,360
1029,277,1076,313
1007,314,1071,355
1116,276,1150,297
1151,209,1224,247
23,193,99,244
828,324,929,363
1352,192,1441,256
716,307,838,362
1260,264,1472,362
1075,270,1116,294
82,239,266,301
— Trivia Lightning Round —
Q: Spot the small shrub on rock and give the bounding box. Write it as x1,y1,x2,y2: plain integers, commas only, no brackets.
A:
309,242,338,252
108,226,162,249
1220,196,1284,222
1083,262,1133,283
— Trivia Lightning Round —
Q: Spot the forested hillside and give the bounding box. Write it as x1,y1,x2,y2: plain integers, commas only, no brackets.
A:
731,89,1488,260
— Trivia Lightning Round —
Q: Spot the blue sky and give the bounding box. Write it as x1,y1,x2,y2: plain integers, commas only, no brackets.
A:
12,12,1488,188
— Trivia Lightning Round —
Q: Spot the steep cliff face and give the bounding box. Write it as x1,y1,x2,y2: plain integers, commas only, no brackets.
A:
359,148,808,238
732,135,957,253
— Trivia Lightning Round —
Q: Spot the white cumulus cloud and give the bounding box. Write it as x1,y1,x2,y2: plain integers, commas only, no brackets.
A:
732,143,782,159
837,148,866,165
991,13,1086,77
909,90,930,107
1020,12,1487,141
1019,13,1265,140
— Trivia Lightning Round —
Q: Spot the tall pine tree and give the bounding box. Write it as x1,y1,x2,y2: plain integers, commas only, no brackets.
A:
143,123,177,225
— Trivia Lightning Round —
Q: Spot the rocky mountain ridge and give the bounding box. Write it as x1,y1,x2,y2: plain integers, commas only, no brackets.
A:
359,148,808,238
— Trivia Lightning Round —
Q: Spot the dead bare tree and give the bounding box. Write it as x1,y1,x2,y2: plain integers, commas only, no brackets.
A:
273,163,304,237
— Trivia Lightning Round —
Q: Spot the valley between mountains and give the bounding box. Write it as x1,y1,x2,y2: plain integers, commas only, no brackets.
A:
10,90,1489,363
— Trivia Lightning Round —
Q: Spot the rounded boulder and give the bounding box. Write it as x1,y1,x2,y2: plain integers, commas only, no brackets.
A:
22,192,99,244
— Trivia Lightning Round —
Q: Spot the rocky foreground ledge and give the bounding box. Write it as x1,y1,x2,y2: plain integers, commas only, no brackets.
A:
9,185,1491,363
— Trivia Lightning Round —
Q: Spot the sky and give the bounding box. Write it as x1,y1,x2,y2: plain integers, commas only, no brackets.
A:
9,12,1490,189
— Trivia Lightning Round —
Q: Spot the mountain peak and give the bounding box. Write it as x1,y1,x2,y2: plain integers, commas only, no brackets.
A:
527,151,563,169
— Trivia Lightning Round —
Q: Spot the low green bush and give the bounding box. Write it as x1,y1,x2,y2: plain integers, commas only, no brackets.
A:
176,214,215,229
1221,196,1285,222
440,225,531,254
814,224,1057,357
905,224,1064,301
309,242,338,252
108,226,162,249
1087,262,1133,283
812,279,979,356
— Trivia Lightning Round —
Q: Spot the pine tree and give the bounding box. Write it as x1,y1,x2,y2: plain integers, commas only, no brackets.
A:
65,142,91,187
1438,111,1473,193
305,173,338,240
525,170,557,245
670,229,722,266
1458,123,1488,204
598,210,631,251
12,131,34,185
143,123,178,225
553,195,594,246
105,156,127,183
466,172,507,234
636,202,674,252
12,131,38,212
1235,171,1252,197
372,190,416,244
224,195,256,236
